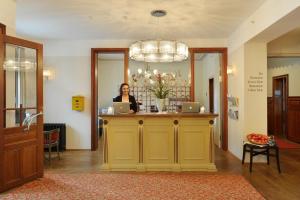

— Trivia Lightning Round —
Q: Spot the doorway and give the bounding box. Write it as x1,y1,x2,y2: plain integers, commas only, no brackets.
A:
272,75,288,138
209,78,214,113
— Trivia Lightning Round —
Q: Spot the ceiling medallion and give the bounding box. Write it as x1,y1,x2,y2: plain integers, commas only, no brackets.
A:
129,10,189,63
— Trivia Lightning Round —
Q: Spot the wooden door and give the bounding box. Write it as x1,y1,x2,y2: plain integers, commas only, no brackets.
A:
209,78,214,113
273,75,288,137
0,34,43,192
267,97,273,135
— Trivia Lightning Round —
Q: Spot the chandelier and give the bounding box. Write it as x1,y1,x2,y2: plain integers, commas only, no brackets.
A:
129,10,189,63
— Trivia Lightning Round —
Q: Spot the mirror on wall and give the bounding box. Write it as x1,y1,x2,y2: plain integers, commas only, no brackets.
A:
194,53,222,110
194,53,222,146
128,57,191,112
97,53,125,113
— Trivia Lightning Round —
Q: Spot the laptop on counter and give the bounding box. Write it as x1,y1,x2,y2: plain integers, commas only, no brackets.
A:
113,102,130,114
182,102,200,113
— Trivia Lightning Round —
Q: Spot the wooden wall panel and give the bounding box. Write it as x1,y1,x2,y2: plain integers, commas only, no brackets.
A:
108,118,139,168
4,149,21,184
144,119,174,167
22,145,37,178
179,119,210,165
287,97,300,143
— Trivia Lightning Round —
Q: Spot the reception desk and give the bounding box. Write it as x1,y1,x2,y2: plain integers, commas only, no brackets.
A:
99,112,218,172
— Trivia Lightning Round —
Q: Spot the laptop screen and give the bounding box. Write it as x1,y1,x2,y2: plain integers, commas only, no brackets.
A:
181,102,200,113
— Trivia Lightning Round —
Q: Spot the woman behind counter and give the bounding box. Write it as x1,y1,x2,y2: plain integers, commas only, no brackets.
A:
113,83,138,113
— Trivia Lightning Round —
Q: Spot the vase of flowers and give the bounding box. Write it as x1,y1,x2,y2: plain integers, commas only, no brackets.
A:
149,73,171,112
155,98,166,112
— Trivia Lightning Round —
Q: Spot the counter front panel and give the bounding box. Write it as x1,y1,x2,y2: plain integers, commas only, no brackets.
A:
100,113,217,172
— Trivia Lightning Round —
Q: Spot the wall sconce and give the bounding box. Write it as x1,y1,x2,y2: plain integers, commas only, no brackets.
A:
43,69,55,80
227,65,234,75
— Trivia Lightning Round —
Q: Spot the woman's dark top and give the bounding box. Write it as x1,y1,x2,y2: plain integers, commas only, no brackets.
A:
113,95,138,113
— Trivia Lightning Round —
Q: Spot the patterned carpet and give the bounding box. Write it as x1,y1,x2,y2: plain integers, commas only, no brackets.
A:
275,137,300,149
1,173,264,200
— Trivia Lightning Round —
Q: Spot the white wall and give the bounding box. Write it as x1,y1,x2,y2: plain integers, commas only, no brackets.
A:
227,42,268,161
44,56,91,149
0,0,16,35
195,53,221,147
244,42,267,137
267,57,300,96
228,46,245,159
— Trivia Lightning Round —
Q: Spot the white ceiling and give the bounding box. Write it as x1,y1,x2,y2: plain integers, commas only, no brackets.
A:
16,0,266,40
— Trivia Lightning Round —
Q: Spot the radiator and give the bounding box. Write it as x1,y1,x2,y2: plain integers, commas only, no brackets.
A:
44,123,66,151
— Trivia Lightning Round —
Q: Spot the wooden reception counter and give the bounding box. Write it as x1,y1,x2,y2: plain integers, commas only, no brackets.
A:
99,112,218,172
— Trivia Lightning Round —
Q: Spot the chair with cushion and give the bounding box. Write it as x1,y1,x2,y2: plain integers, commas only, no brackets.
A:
44,128,60,164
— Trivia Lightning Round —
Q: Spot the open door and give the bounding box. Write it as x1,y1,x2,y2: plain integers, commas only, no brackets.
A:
273,75,288,138
0,33,43,192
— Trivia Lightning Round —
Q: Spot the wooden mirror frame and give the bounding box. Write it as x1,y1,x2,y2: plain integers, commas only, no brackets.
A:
91,48,128,150
91,47,228,151
190,48,228,151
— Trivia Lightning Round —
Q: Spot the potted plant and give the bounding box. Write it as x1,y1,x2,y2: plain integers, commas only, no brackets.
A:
149,73,171,112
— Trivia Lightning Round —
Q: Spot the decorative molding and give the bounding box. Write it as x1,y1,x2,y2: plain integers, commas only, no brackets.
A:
268,53,300,58
138,123,144,163
174,123,179,163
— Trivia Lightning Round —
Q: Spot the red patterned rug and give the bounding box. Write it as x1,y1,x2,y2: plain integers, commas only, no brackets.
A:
1,173,264,200
275,137,300,149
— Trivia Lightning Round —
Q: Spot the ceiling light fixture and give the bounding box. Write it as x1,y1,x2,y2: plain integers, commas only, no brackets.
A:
129,10,189,63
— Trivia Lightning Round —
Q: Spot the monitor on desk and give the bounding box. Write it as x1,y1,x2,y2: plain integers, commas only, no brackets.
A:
113,102,130,114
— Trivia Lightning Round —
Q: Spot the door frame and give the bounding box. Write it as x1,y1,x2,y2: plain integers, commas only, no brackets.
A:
272,74,289,137
0,34,43,192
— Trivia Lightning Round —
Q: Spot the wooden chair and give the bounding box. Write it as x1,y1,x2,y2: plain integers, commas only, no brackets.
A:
44,128,60,164
242,142,281,173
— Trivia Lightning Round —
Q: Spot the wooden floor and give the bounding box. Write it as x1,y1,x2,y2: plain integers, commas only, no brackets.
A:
45,142,300,200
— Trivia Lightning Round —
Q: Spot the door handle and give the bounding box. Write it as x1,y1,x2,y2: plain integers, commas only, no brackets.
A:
23,112,43,132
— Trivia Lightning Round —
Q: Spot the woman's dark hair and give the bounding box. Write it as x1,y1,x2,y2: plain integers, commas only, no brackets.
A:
119,83,130,96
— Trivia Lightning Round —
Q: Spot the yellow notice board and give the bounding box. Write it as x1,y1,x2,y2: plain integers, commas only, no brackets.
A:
72,96,84,111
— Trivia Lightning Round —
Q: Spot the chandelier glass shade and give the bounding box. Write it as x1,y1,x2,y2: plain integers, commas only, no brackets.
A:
129,40,189,62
